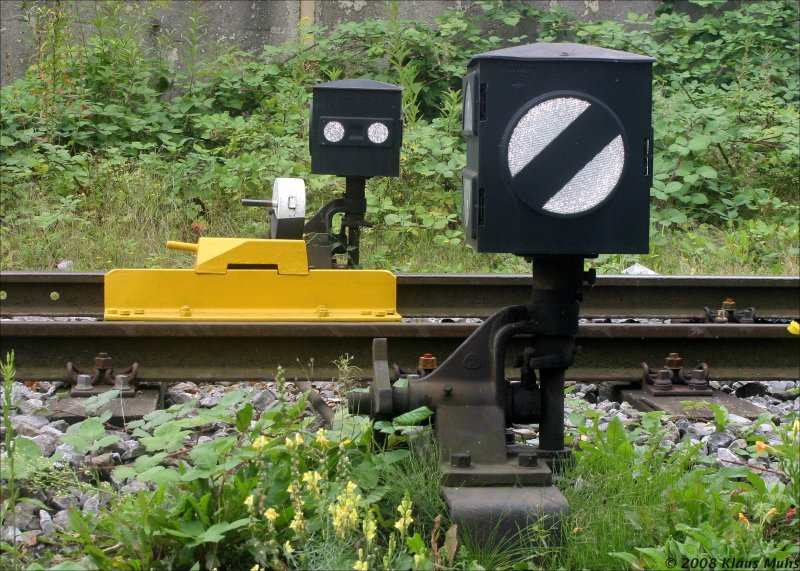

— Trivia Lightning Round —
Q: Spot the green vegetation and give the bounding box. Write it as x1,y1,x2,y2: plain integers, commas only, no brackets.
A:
0,0,797,274
2,366,797,569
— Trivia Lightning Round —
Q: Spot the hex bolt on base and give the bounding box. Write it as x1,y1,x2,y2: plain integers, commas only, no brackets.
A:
641,353,711,396
67,352,139,397
704,298,756,324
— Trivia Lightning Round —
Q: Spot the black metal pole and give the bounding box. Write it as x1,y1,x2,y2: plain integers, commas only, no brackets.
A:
530,256,585,452
344,176,368,267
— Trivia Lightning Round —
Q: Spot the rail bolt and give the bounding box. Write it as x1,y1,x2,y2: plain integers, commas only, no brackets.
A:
450,452,472,468
75,374,93,391
418,352,438,370
664,352,683,369
518,453,539,468
722,298,736,310
115,374,131,391
94,352,113,369
714,309,729,323
653,369,673,389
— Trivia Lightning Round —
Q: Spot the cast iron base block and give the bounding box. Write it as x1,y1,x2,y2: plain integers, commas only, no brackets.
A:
442,485,568,549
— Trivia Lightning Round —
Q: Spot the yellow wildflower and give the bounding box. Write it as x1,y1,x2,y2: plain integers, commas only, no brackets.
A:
294,432,304,446
755,441,771,454
252,435,269,450
414,553,426,568
244,495,254,509
289,514,306,534
315,428,330,446
793,419,800,435
263,507,279,524
363,508,377,547
302,471,323,494
738,512,751,526
330,484,361,538
394,495,413,535
354,548,368,571
346,481,358,493
251,565,260,571
284,541,294,554
765,507,778,520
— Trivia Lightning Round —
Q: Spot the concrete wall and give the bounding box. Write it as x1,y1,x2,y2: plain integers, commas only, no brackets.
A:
0,0,665,86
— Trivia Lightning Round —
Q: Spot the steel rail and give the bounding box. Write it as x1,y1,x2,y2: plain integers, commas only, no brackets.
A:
1,320,796,383
1,272,798,319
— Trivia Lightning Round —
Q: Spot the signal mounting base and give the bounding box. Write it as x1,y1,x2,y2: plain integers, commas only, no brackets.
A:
349,255,591,547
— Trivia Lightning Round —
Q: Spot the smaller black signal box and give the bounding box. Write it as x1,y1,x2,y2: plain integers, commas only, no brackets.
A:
310,79,403,178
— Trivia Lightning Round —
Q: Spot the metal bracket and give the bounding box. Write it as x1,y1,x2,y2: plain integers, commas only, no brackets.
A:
67,352,138,397
641,352,711,396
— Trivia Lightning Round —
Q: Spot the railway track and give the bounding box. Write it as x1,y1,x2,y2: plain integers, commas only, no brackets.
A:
1,273,798,382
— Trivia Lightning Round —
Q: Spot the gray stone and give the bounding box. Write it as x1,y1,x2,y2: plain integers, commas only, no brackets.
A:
675,418,690,433
689,422,715,437
52,493,81,510
749,397,770,409
111,439,145,461
199,392,224,408
109,469,130,490
716,447,741,467
18,398,46,415
597,400,617,413
729,438,748,451
196,435,214,446
49,420,69,432
709,380,722,390
82,496,101,514
53,444,86,469
727,414,751,425
167,391,195,405
12,414,49,431
52,510,70,531
762,473,783,486
251,389,276,412
663,421,681,443
705,432,735,454
1,526,22,542
120,481,150,494
7,502,39,531
758,423,776,435
38,425,65,439
38,510,54,535
765,380,796,394
29,434,59,457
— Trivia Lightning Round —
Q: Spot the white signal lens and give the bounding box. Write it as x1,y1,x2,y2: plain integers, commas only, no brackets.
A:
323,121,345,142
507,97,589,177
542,135,624,214
367,122,389,144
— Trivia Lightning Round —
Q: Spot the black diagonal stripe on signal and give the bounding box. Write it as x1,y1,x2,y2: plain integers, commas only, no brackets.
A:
511,102,621,211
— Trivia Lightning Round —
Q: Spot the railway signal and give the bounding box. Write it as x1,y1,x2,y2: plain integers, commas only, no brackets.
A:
310,79,403,178
462,43,655,255
351,42,656,548
306,79,404,267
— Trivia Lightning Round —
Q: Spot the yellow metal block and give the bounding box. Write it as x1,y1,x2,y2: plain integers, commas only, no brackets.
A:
104,268,401,321
167,237,308,275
